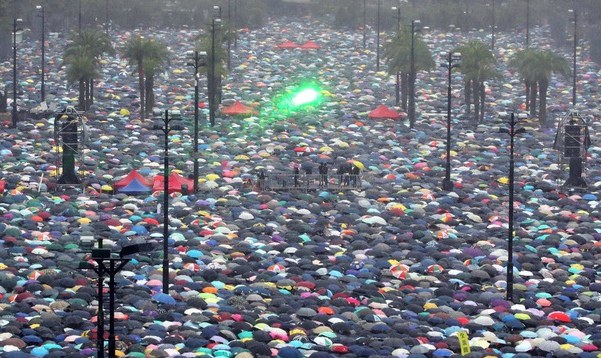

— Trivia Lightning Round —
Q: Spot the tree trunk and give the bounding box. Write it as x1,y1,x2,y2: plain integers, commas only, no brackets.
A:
84,79,89,111
538,79,548,125
479,81,486,123
401,72,409,111
464,79,472,116
408,70,416,128
529,81,537,117
145,74,155,118
78,79,85,111
137,62,145,120
525,81,530,112
472,80,480,123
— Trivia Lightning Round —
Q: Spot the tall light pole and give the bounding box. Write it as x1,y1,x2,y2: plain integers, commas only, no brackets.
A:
376,0,381,71
442,52,461,191
408,19,420,128
209,6,221,127
569,8,577,107
12,18,22,128
227,0,232,71
153,110,184,294
36,4,46,103
392,5,401,105
79,0,82,32
491,0,496,51
499,112,527,302
188,50,207,193
105,0,109,35
363,0,367,49
233,0,238,49
525,0,530,48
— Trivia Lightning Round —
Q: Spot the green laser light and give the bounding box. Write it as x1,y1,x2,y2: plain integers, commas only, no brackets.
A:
292,88,320,107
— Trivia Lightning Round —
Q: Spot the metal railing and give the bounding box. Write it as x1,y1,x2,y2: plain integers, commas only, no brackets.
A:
251,172,362,191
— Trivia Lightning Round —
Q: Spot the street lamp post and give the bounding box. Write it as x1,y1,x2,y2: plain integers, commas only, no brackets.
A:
227,0,232,71
491,0,496,51
525,0,530,48
209,7,221,127
12,18,22,128
408,19,420,128
392,5,401,105
569,8,577,107
105,0,109,35
36,4,46,103
499,112,527,302
80,242,150,358
79,0,82,32
442,52,461,191
188,51,207,193
376,0,381,71
153,110,184,294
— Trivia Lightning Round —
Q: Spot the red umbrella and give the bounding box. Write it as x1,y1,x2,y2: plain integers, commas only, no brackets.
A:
276,40,298,49
368,105,403,120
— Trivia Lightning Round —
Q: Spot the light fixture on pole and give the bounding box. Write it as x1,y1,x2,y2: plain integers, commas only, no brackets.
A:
376,0,381,71
363,0,367,49
209,6,221,127
153,110,184,294
499,111,527,302
36,4,46,103
187,50,207,193
12,18,23,129
408,19,421,128
79,242,151,358
392,5,401,105
568,8,577,107
441,52,461,191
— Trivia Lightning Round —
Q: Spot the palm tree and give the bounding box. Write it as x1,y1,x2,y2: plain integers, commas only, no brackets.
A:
383,29,435,115
510,49,569,124
64,29,114,109
456,40,499,123
142,41,169,117
509,49,538,116
197,24,229,125
64,50,98,110
123,35,150,118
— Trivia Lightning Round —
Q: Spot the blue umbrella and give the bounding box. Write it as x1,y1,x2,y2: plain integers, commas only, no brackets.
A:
152,292,176,305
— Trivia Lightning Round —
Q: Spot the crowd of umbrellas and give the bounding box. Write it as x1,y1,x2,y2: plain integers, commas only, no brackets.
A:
0,15,600,358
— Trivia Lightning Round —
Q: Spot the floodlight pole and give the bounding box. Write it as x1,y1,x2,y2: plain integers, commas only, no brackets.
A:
37,4,46,102
392,6,401,105
376,0,381,71
190,51,207,193
409,19,420,128
572,9,577,107
153,110,181,294
442,52,461,191
209,8,221,127
363,0,367,49
227,0,232,71
525,0,530,48
499,112,526,302
12,18,22,128
79,0,82,32
491,0,496,51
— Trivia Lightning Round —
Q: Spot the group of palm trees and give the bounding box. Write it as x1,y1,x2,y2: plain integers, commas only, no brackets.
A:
383,29,570,127
63,25,228,120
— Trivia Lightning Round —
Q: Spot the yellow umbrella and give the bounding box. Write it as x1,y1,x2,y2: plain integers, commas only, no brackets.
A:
234,154,250,160
349,160,365,170
119,108,130,116
206,173,220,181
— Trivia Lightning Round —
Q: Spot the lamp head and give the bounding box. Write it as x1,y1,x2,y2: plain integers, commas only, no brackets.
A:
36,5,42,10
412,19,421,31
452,52,462,61
391,6,398,10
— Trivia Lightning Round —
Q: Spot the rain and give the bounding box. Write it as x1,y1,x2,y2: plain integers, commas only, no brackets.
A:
0,0,600,357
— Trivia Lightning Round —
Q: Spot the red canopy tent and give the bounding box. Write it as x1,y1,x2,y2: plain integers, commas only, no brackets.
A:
276,40,298,49
368,105,403,120
114,169,153,189
221,101,258,116
300,40,321,50
152,173,194,193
